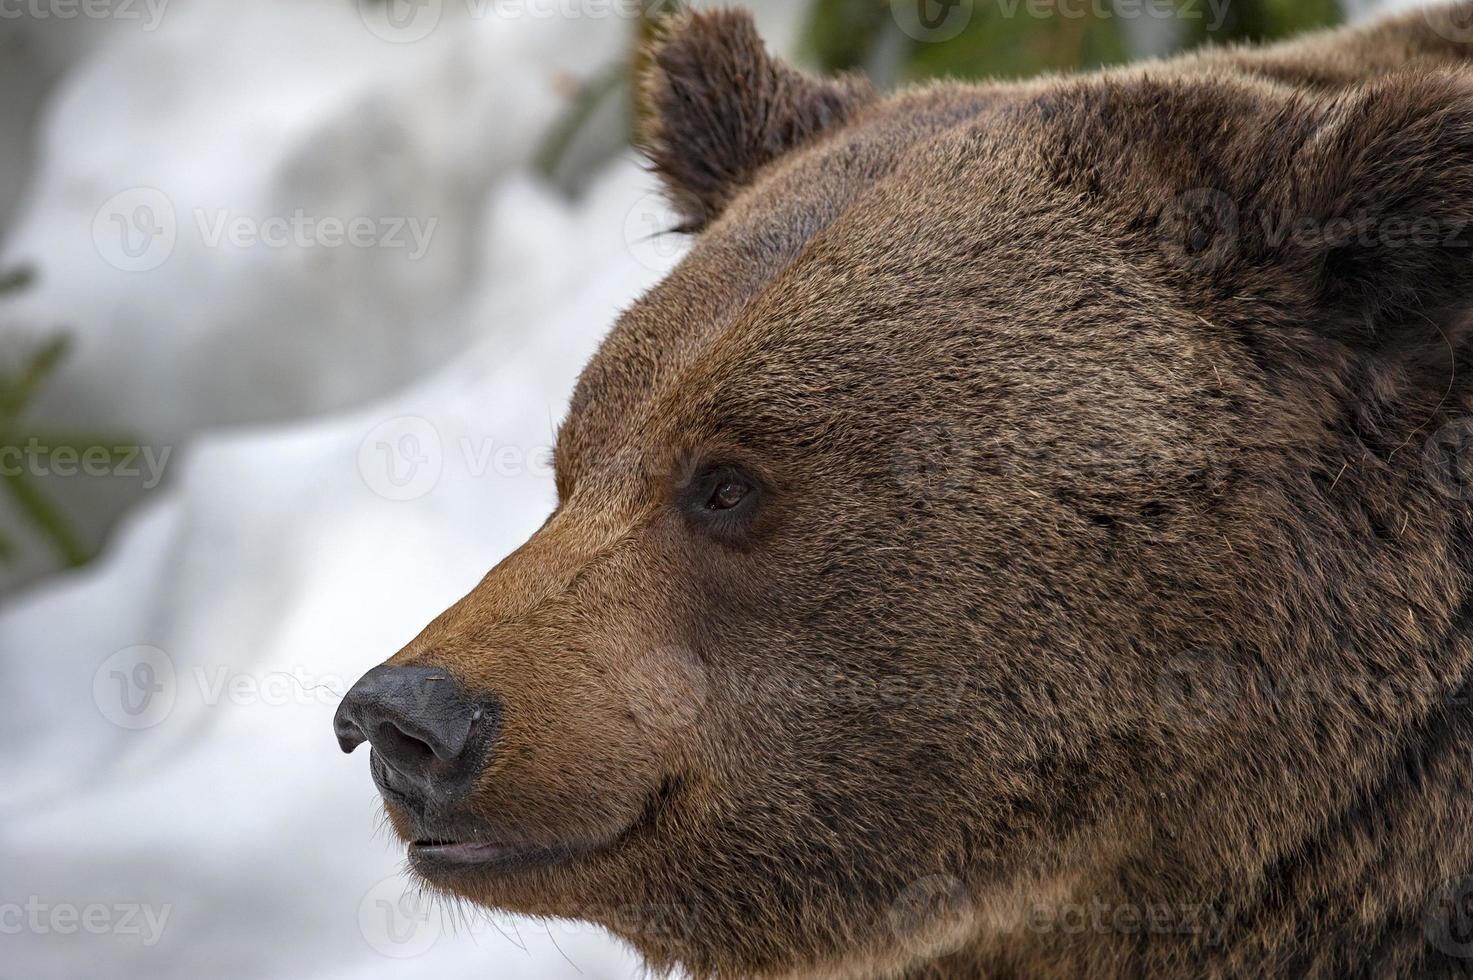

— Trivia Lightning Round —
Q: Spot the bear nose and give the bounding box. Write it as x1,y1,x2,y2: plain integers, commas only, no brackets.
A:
334,665,496,800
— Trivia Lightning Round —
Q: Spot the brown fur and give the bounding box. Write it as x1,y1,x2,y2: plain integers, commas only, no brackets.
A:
359,4,1473,977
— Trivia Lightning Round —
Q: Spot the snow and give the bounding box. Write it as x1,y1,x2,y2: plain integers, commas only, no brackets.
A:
1344,0,1435,16
0,0,635,441
1,152,680,975
0,0,1413,976
0,0,741,974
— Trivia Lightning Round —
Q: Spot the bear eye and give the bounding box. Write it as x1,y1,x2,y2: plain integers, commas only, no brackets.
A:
707,479,750,511
680,463,763,542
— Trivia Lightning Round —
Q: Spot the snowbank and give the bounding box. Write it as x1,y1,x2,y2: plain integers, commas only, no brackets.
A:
0,0,634,440
1,157,680,978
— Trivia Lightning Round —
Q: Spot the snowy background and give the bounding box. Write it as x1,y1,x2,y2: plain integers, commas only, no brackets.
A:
0,0,1426,976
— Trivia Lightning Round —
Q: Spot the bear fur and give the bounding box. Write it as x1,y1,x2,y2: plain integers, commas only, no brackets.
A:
363,4,1473,977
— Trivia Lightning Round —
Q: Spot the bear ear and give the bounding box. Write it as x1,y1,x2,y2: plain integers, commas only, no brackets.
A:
1220,74,1473,350
637,7,874,231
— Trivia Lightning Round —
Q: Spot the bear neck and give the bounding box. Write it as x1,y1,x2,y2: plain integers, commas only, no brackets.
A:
917,607,1473,979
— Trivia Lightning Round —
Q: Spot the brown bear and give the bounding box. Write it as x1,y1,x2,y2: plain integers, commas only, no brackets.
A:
335,4,1473,977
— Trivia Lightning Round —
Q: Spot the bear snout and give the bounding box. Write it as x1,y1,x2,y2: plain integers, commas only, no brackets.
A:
334,664,501,808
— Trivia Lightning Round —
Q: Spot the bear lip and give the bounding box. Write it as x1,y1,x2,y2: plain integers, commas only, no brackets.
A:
405,775,682,878
410,840,530,864
407,838,590,877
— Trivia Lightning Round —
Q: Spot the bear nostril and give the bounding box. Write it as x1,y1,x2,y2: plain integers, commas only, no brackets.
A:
333,664,501,800
373,721,435,765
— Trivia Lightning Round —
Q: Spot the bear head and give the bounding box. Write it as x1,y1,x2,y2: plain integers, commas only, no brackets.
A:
337,8,1473,977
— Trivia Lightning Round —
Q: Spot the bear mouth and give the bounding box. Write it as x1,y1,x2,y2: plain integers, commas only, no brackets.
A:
406,775,682,879
408,839,576,875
